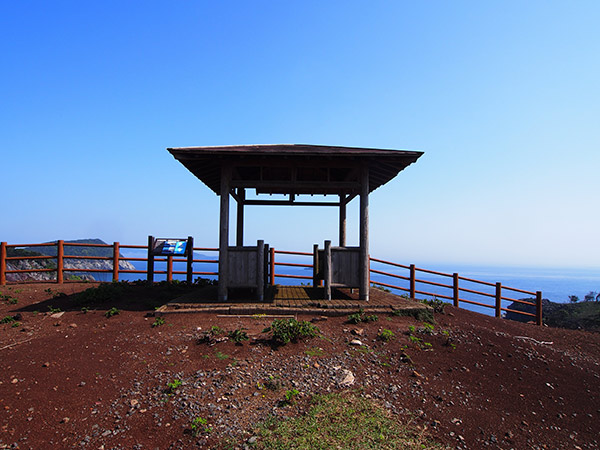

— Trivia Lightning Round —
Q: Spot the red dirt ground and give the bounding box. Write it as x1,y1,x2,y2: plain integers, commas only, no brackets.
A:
0,283,599,449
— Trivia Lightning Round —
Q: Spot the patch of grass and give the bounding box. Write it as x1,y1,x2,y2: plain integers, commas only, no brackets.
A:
253,392,443,449
391,308,435,323
104,307,120,318
152,317,166,327
305,347,324,357
1,315,16,324
348,309,378,324
264,318,319,345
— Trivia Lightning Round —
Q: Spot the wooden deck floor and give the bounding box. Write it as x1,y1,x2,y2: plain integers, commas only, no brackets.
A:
159,286,430,316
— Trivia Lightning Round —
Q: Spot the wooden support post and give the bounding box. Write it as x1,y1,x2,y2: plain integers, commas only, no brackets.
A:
453,273,459,307
257,240,265,301
312,244,319,288
495,282,502,318
186,236,194,284
339,194,347,247
263,244,269,290
269,247,275,286
147,235,154,285
0,242,6,286
167,255,173,282
536,291,543,326
324,240,332,301
410,264,416,299
57,240,64,284
112,242,120,282
218,166,231,301
359,166,369,301
236,188,245,247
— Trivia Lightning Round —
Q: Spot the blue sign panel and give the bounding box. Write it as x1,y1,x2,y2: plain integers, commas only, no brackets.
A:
152,238,188,256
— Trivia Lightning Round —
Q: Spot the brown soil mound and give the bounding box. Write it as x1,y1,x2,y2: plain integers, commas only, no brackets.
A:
0,283,599,449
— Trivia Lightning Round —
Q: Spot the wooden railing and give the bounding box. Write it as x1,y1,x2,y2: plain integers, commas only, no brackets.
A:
0,240,542,325
0,240,218,284
370,257,542,325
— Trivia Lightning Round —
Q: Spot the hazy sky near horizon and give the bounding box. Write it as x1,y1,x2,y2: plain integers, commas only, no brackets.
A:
1,1,599,270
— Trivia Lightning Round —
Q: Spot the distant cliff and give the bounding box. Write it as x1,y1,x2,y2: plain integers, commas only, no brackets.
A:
506,298,600,332
6,239,135,282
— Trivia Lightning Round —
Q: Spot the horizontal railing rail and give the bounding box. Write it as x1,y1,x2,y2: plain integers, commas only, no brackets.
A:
369,258,542,325
0,240,543,325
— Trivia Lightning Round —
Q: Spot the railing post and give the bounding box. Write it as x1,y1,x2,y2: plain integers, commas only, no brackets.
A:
269,247,275,286
113,242,120,282
409,264,416,298
57,240,64,284
312,244,319,288
453,273,459,307
324,240,332,301
536,291,543,326
167,255,173,282
495,282,502,318
0,242,6,286
147,235,154,285
186,236,194,284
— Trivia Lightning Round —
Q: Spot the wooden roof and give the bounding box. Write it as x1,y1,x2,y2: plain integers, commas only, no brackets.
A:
167,144,423,196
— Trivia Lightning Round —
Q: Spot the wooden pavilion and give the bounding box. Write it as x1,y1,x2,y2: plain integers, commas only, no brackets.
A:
167,144,423,302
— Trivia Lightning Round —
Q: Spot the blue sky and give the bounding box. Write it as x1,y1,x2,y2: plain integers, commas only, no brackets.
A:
1,1,599,269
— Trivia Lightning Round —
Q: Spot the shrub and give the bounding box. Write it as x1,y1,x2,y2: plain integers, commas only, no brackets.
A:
265,318,319,344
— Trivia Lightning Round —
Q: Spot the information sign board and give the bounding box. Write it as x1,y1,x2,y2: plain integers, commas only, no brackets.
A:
151,238,189,256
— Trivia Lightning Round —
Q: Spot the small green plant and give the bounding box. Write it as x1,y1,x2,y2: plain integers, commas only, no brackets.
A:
11,322,21,328
265,318,319,345
105,307,120,318
45,288,65,299
215,351,229,360
152,317,166,327
190,416,211,436
422,322,435,334
347,309,378,324
347,311,363,324
210,325,223,335
1,315,15,324
378,329,395,342
408,325,416,334
421,297,446,313
228,328,249,344
166,379,182,393
1,292,18,305
48,306,62,314
279,388,300,406
80,306,89,314
408,335,421,345
372,283,391,293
